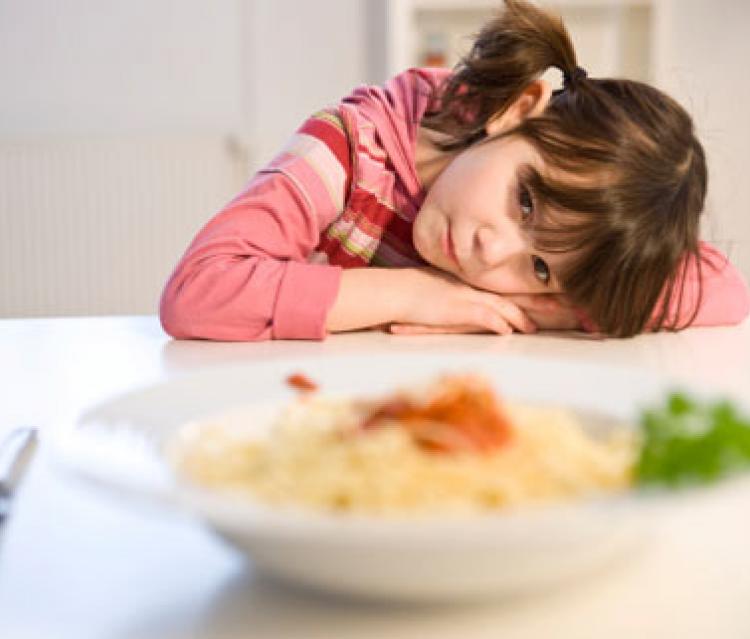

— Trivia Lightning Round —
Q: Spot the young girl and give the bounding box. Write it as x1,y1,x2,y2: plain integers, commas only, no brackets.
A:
160,0,749,341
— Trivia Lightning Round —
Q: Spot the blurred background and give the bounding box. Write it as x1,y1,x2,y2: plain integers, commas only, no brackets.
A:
1,0,748,318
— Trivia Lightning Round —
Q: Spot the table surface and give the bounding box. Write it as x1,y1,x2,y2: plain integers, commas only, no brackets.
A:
2,315,750,639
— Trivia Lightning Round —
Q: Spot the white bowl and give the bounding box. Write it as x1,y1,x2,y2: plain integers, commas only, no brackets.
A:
50,352,703,602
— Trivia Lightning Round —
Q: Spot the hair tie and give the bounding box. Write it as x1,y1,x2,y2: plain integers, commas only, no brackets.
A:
563,66,588,89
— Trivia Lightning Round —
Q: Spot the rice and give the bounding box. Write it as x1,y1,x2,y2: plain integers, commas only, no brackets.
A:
168,376,638,515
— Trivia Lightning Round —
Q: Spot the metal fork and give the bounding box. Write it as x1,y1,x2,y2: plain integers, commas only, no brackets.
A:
0,428,38,527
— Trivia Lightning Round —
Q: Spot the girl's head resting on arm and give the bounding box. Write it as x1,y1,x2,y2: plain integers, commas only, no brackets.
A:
414,0,707,337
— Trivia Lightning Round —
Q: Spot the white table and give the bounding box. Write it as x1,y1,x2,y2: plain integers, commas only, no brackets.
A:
2,316,750,639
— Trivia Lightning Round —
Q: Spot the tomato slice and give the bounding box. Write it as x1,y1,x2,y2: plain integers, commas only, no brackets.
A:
286,373,318,393
361,376,513,454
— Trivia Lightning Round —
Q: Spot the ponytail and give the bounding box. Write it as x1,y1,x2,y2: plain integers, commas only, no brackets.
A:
422,0,582,151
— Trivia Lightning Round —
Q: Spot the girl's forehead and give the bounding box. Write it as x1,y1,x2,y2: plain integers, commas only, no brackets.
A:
478,134,551,180
481,132,601,189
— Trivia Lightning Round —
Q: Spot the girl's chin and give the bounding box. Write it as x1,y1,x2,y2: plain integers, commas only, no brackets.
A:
416,235,445,270
412,223,433,262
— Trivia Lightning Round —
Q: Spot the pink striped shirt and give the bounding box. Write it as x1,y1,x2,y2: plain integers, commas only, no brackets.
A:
159,67,750,341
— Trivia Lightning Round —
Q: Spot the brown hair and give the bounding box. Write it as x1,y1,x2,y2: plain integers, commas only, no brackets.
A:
420,0,709,337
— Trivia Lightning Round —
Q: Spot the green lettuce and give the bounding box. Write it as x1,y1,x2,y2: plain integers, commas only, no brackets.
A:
636,392,750,487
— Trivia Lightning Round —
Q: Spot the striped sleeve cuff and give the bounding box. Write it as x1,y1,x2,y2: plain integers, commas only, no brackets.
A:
272,261,343,340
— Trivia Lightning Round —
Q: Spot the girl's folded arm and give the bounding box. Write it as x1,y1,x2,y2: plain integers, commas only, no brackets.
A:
668,240,750,328
159,170,343,342
576,240,750,334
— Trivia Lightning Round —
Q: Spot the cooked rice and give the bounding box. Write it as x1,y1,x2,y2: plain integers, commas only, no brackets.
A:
169,390,637,515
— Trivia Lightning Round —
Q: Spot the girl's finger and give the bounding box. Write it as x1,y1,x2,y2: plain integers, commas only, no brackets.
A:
460,303,515,335
505,294,561,312
484,296,537,334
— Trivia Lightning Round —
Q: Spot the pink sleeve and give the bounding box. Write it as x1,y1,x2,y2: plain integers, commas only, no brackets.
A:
665,240,750,328
576,240,750,334
159,117,349,341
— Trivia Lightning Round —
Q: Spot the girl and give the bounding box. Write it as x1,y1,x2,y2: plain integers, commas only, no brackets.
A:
160,0,749,341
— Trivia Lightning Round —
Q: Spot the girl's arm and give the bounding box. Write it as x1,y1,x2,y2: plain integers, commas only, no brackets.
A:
159,165,537,340
159,107,538,341
159,170,341,341
159,112,350,341
664,240,750,328
574,240,750,334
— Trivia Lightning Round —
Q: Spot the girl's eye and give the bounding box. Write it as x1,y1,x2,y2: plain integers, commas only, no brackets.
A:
532,255,550,284
519,185,534,221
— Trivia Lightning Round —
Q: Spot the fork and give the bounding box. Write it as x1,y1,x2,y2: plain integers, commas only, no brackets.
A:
0,428,38,526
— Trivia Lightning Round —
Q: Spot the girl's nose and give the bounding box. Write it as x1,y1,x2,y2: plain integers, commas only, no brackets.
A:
474,224,526,268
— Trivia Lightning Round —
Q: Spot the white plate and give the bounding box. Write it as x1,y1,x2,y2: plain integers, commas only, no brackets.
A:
49,352,717,602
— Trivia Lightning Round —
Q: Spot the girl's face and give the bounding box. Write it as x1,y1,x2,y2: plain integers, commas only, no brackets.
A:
413,133,566,295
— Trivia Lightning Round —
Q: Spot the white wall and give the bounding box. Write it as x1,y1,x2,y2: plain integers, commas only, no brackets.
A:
0,0,365,159
655,0,750,279
240,1,366,171
0,0,243,137
0,0,367,317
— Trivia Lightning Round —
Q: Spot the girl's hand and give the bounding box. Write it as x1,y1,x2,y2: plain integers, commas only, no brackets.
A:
389,287,582,336
389,268,538,336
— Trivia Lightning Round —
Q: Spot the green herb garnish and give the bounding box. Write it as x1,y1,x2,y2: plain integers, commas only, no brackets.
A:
636,392,750,487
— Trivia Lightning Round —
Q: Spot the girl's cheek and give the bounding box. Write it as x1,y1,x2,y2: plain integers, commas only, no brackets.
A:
412,211,439,265
473,269,527,295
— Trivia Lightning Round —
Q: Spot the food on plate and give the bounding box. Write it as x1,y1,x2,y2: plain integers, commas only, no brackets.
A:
169,374,637,514
285,373,318,393
169,373,750,514
357,373,513,454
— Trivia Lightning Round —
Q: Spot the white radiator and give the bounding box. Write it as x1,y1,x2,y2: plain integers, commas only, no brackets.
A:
0,134,250,317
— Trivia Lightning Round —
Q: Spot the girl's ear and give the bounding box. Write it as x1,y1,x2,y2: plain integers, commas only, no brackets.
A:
485,79,552,137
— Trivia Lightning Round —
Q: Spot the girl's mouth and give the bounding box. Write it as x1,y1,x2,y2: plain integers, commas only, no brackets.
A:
445,223,460,267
